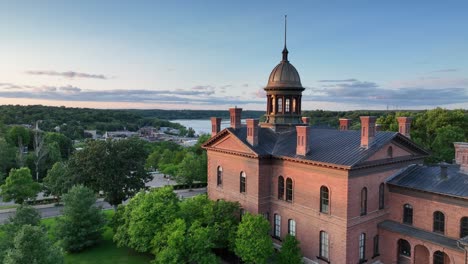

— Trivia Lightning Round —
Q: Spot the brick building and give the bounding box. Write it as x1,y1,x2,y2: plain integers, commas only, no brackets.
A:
202,43,468,263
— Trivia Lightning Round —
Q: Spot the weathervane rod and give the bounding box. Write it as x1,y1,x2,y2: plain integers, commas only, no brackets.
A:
284,15,287,49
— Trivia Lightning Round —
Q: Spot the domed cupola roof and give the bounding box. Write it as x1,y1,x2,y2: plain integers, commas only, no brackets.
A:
267,48,302,89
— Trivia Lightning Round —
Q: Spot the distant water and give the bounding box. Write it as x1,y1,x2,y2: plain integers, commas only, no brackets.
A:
171,119,236,135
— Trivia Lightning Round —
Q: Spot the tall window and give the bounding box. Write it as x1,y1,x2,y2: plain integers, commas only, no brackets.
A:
274,214,281,238
433,211,445,234
320,186,329,213
277,98,283,113
292,98,297,113
217,166,223,186
433,251,446,264
288,219,296,236
373,235,379,257
286,178,293,202
360,187,367,216
379,183,385,209
387,146,393,158
278,176,285,199
398,239,411,257
403,204,413,225
319,231,329,260
240,171,246,193
359,233,366,262
285,98,290,112
270,97,275,114
461,217,468,238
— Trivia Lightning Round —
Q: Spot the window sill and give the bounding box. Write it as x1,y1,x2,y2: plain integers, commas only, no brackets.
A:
316,256,330,263
359,259,367,264
272,236,282,242
371,254,380,259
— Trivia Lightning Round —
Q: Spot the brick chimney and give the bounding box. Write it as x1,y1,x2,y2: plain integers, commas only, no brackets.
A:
397,117,412,139
296,126,310,156
360,116,376,148
439,162,449,179
210,117,221,137
339,118,351,131
229,107,242,129
246,119,259,146
454,142,468,174
301,117,310,125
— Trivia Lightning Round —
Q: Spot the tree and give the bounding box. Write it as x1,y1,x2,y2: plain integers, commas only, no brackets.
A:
0,138,17,183
7,126,30,167
113,186,179,253
33,130,49,181
431,125,465,162
0,168,40,204
3,225,64,264
43,162,73,201
175,152,205,189
235,213,273,264
277,234,302,264
44,132,73,159
68,138,152,209
56,185,105,253
0,205,41,257
187,127,196,137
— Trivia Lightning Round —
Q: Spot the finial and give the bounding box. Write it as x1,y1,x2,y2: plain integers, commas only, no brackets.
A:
282,15,289,62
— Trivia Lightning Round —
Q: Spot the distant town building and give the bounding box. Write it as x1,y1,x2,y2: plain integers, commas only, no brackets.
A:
103,131,138,139
203,40,468,263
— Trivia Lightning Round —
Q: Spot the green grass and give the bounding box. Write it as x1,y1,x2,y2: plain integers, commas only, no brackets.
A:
42,209,153,264
0,204,19,210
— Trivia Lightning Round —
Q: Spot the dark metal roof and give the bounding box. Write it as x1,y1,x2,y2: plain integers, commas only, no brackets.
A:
378,220,464,251
387,164,468,198
225,126,427,168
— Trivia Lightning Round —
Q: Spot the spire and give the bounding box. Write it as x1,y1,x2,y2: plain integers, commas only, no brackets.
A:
282,15,289,62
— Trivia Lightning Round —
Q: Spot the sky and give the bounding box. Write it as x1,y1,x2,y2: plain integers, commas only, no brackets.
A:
0,0,467,111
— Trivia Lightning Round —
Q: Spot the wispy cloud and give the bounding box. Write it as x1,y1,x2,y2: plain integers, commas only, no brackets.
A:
26,70,109,80
429,68,459,73
318,78,358,83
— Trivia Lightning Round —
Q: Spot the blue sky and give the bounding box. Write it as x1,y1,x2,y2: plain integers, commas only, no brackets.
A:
0,0,467,110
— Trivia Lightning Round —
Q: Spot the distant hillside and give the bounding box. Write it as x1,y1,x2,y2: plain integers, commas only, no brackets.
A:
129,109,265,120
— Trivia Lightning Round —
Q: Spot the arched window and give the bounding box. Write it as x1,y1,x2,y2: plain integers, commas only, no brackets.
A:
433,251,447,264
286,178,293,202
288,219,296,236
387,146,393,158
274,214,281,238
461,217,468,238
285,98,290,112
217,166,223,186
359,233,366,261
320,186,329,213
319,231,329,260
379,183,385,209
240,171,246,193
278,176,285,200
433,211,445,234
403,204,413,225
398,239,411,257
360,187,367,216
277,98,283,113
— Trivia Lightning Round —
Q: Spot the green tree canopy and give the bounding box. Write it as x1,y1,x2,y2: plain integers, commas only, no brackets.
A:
3,225,64,264
68,138,151,208
0,168,40,204
235,213,273,264
43,161,73,200
277,234,302,264
56,185,105,253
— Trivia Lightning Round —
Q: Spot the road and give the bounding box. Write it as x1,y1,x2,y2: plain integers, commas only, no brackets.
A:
0,187,207,224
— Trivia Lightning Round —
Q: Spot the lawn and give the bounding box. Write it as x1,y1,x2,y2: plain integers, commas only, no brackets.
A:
42,210,153,264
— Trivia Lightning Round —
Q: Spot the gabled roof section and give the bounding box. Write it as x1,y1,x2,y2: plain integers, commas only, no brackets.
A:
387,164,468,198
202,128,259,157
214,126,429,168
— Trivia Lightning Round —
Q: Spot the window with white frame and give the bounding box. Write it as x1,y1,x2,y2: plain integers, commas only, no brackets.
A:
288,219,296,236
274,214,281,238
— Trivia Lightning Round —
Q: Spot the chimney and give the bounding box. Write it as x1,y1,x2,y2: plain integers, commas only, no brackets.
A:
397,117,412,139
439,162,449,179
229,107,242,129
339,118,351,131
360,116,376,148
375,124,382,132
454,142,468,174
246,119,259,146
296,126,310,156
210,117,221,137
301,117,310,125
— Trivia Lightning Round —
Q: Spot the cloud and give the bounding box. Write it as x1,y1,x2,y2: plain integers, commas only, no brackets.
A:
318,79,358,83
429,68,459,73
26,70,108,79
307,79,468,106
252,88,266,98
